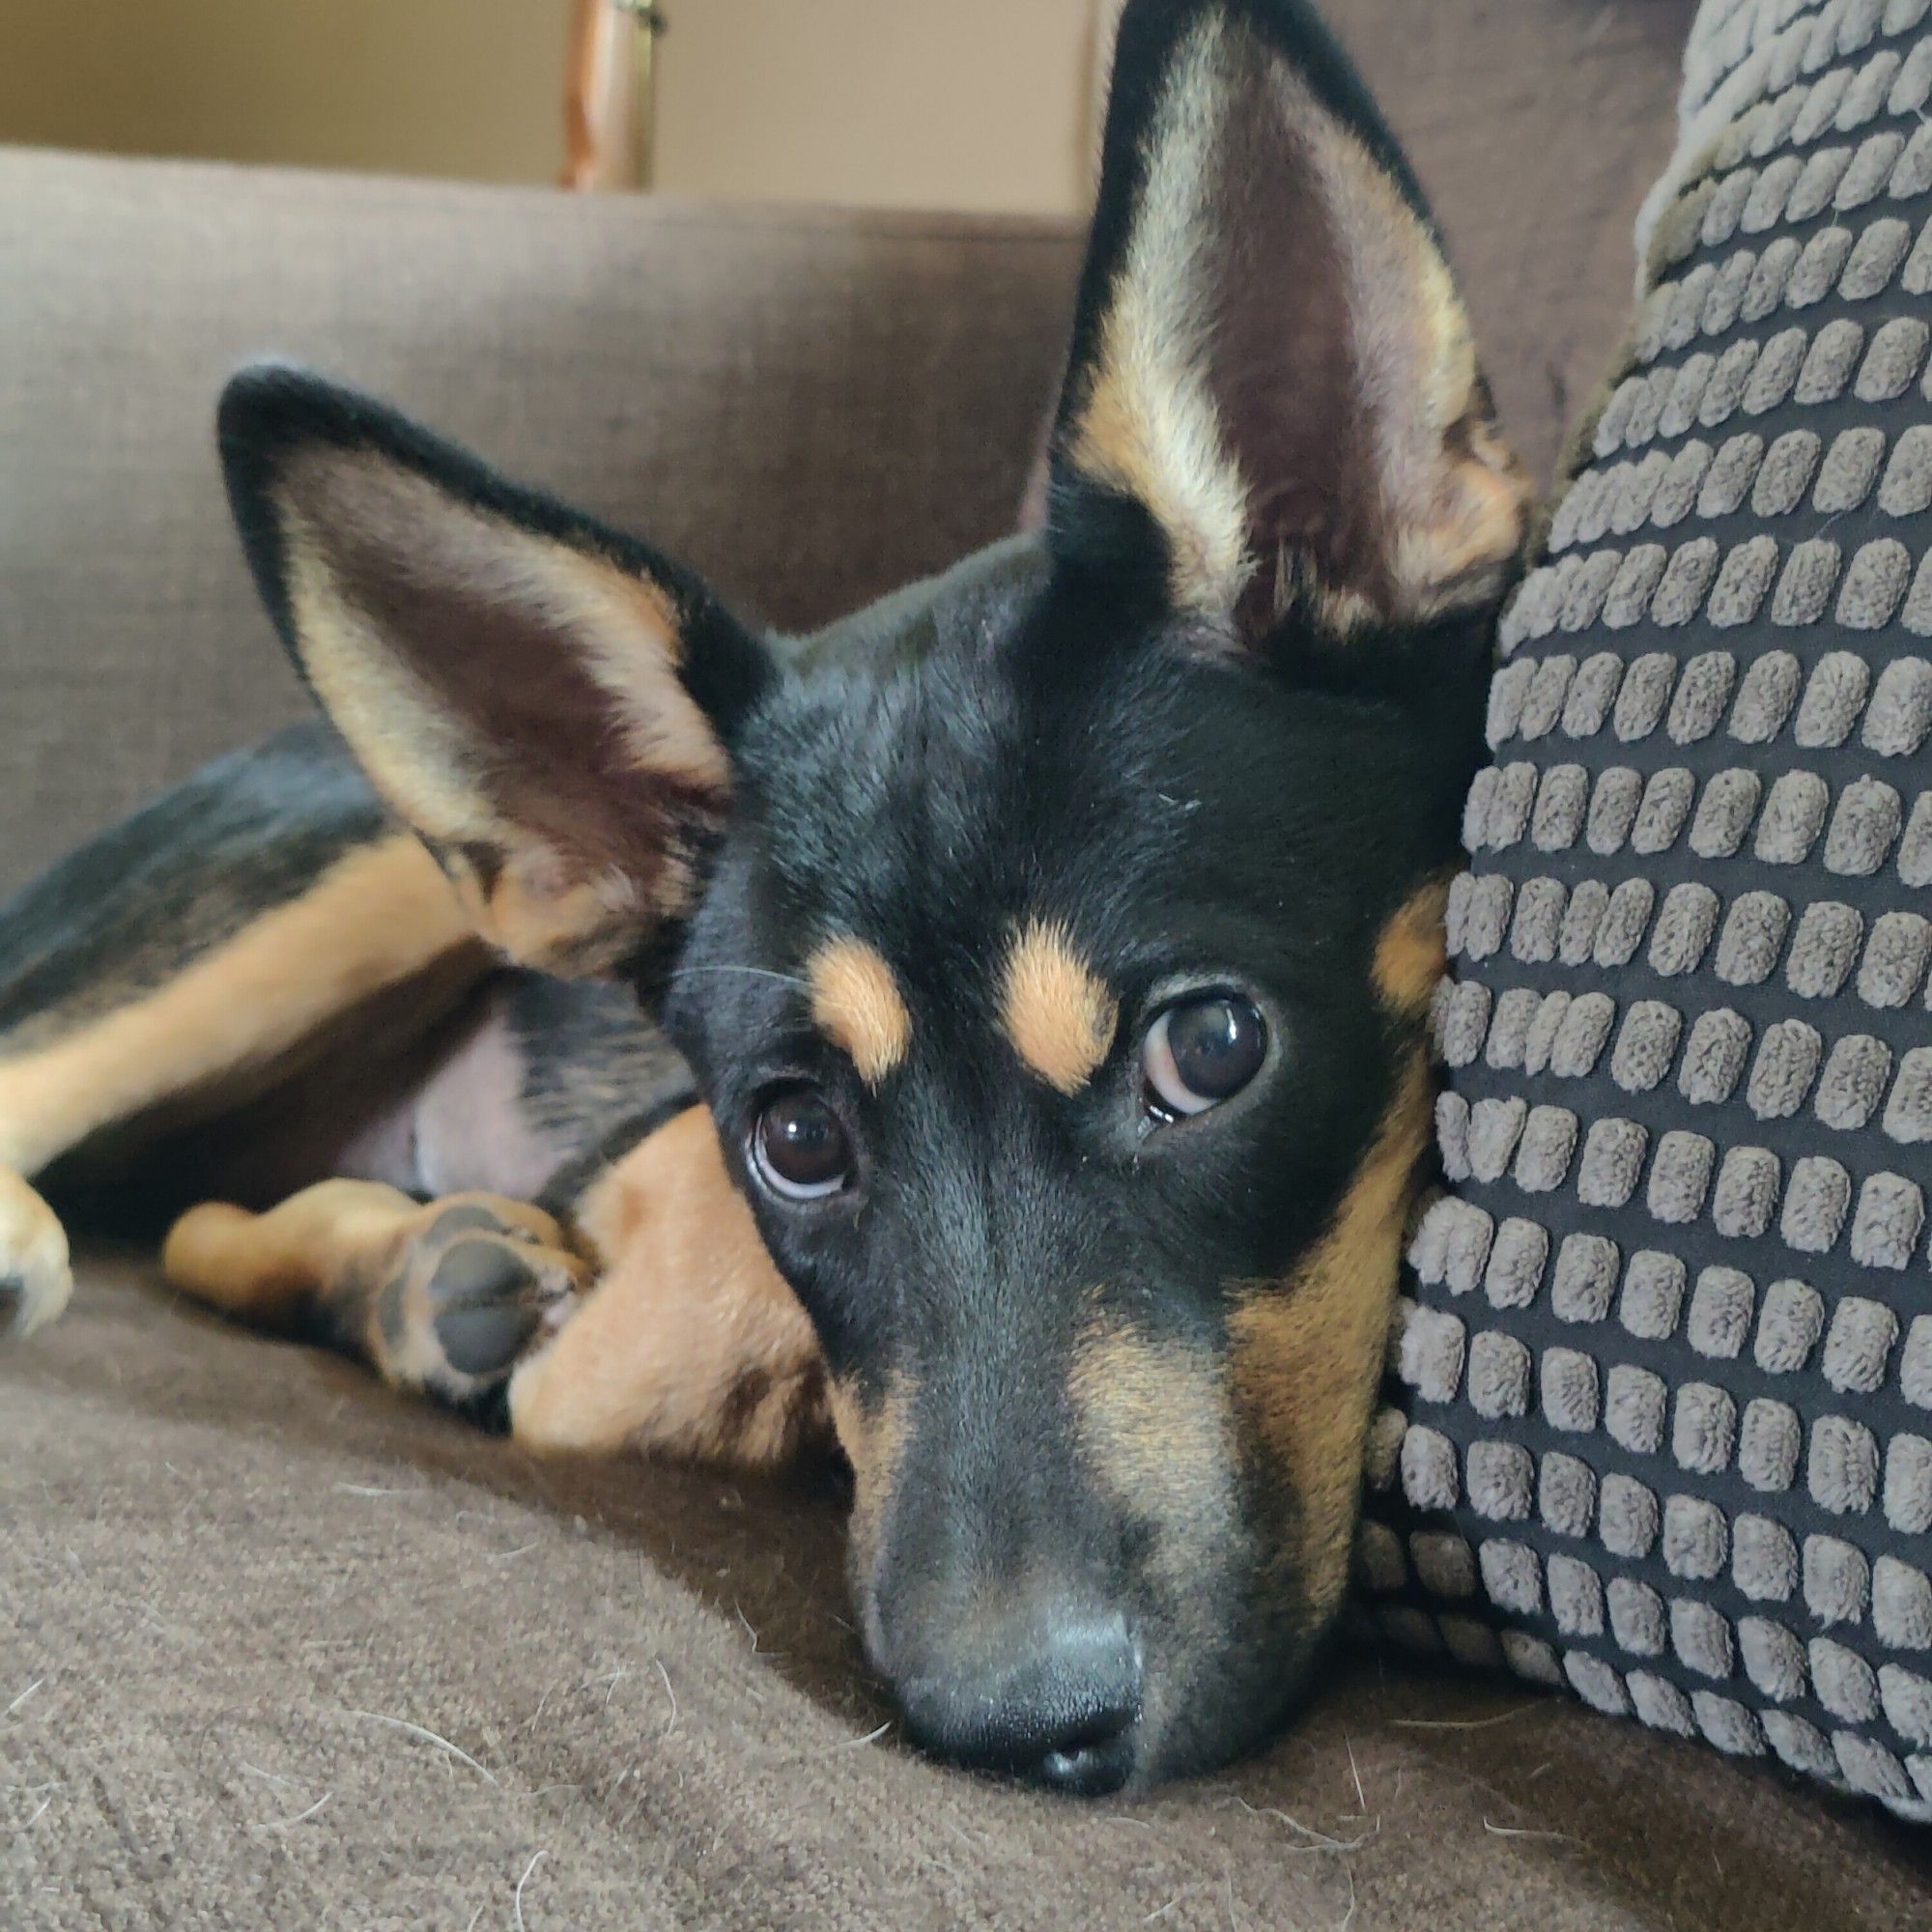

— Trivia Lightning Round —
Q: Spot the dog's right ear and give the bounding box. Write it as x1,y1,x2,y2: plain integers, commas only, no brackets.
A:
218,366,773,978
1049,0,1527,646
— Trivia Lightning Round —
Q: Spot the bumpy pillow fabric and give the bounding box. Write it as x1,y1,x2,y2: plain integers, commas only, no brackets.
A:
1364,0,1932,1814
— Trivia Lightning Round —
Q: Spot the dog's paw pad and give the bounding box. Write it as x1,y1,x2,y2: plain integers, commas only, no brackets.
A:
421,1203,519,1243
371,1198,584,1401
425,1238,546,1377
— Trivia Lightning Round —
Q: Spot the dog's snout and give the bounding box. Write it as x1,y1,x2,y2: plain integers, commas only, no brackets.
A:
895,1608,1142,1796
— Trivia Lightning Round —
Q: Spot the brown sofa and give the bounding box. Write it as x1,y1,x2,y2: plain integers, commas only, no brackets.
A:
5,5,1928,1923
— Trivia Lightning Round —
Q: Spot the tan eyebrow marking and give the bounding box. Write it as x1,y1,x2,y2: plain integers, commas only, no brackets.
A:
999,918,1120,1094
807,936,912,1088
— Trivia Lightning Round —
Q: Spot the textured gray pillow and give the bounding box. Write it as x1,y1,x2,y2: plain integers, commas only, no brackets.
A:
1363,0,1932,1817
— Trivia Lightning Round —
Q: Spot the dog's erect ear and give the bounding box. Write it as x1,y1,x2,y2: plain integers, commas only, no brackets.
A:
219,366,772,977
1050,0,1528,642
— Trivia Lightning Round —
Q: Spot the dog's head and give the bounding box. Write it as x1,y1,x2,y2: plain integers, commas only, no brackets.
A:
220,0,1525,1792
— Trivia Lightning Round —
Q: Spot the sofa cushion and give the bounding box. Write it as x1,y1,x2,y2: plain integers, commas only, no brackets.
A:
1369,0,1932,1817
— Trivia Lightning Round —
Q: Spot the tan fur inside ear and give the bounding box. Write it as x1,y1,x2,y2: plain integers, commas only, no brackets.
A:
274,451,730,974
1299,83,1530,621
1066,17,1255,624
1065,13,1529,634
283,529,498,855
439,845,658,978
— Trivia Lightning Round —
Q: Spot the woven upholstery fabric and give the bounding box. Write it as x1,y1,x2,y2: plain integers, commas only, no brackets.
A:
1365,0,1932,1816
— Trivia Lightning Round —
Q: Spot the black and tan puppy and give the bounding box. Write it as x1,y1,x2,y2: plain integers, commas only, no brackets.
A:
0,0,1525,1791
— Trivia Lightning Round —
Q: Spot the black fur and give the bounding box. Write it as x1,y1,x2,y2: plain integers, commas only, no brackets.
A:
659,498,1483,1789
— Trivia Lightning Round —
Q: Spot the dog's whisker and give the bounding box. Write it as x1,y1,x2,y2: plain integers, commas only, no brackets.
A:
256,1790,332,1832
512,1848,549,1932
668,964,810,993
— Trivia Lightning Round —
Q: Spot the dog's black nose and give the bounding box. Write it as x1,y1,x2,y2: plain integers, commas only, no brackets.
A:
895,1610,1141,1796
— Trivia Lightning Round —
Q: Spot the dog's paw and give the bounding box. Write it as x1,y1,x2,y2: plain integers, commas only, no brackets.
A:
0,1172,71,1340
370,1197,587,1402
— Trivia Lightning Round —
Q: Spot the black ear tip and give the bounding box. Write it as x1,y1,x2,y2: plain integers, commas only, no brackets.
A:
215,363,384,646
215,361,374,470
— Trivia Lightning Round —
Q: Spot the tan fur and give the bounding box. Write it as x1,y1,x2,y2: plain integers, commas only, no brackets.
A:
507,1107,827,1465
441,850,661,981
0,837,479,1178
808,936,912,1088
164,1179,432,1328
1280,60,1529,620
0,1167,71,1337
828,1371,914,1586
1226,1049,1433,1620
1405,414,1531,618
1066,1313,1236,1586
1371,875,1452,1016
999,919,1119,1095
1065,14,1254,619
283,532,497,858
283,453,728,804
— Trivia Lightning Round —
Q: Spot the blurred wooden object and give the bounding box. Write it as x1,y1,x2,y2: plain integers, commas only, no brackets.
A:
562,0,659,189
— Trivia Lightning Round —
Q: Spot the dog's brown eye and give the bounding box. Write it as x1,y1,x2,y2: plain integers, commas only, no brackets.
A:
1142,997,1267,1121
752,1088,853,1201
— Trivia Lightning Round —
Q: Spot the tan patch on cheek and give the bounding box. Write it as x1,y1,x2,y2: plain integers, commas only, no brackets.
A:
999,919,1119,1095
808,937,912,1088
828,1374,913,1584
1067,1316,1236,1591
1227,1050,1434,1620
1371,874,1452,1017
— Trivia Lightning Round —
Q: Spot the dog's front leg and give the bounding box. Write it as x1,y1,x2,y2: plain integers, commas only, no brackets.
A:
163,1106,827,1470
162,1181,589,1407
0,1168,71,1339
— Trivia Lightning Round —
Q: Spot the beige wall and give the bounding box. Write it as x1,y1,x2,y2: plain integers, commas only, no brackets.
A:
0,0,570,185
655,0,1101,214
0,0,1102,213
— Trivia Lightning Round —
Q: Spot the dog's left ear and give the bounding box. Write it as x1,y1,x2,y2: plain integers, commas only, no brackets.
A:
219,366,773,978
1050,0,1528,642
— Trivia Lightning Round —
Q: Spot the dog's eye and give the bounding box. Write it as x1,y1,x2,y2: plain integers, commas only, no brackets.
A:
1142,996,1268,1121
751,1087,854,1201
